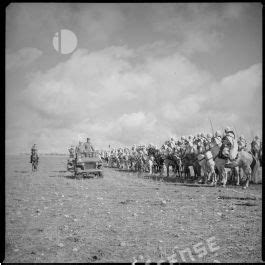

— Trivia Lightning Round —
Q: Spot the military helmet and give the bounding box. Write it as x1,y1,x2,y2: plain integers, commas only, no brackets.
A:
224,126,232,133
207,133,212,138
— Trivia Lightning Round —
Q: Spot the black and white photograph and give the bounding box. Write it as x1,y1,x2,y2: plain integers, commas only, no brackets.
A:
5,2,262,263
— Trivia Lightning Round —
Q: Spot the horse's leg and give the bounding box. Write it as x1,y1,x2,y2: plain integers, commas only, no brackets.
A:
149,160,152,175
210,169,217,185
160,164,164,176
235,167,240,186
198,163,205,183
222,169,228,187
242,165,251,189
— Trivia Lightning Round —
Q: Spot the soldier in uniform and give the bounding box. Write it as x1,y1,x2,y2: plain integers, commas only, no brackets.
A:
75,141,83,156
214,130,222,147
30,144,39,164
31,144,37,154
251,135,261,159
238,135,247,151
203,133,212,150
68,145,75,158
222,127,236,142
219,126,236,160
82,138,95,157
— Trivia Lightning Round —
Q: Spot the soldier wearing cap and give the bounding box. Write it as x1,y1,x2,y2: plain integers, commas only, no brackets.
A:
81,138,95,157
222,127,236,146
223,126,235,140
214,130,222,147
238,135,247,151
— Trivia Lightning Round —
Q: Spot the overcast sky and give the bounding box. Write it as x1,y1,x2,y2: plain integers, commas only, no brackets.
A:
6,3,262,154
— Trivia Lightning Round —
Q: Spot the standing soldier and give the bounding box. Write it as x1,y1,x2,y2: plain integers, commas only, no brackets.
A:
75,141,83,156
83,138,95,157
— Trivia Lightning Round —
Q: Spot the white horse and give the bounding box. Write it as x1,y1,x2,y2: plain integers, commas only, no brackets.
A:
218,137,260,189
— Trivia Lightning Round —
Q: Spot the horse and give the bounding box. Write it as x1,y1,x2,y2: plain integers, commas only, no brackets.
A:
163,151,182,178
134,153,145,172
30,152,39,172
120,153,130,170
188,139,216,185
109,154,120,168
146,147,164,174
220,139,260,189
181,152,201,181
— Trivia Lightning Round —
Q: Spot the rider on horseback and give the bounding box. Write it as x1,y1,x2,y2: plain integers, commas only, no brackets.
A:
251,135,261,159
219,126,236,160
238,135,247,151
30,144,39,163
214,130,222,147
222,127,236,144
205,133,213,149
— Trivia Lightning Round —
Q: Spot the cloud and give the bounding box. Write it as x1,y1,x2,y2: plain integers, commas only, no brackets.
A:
6,47,43,70
148,3,248,55
203,63,262,132
6,44,262,153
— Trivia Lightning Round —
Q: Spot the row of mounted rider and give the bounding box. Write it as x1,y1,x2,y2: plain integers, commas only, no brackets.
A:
100,127,262,189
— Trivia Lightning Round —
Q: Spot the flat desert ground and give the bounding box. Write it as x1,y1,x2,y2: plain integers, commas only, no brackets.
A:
5,155,262,263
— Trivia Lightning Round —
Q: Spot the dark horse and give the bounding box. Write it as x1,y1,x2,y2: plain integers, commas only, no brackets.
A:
147,147,164,174
164,153,182,177
181,153,201,181
30,152,39,172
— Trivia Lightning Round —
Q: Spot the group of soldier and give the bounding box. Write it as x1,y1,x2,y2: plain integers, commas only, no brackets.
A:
30,126,262,185
98,126,262,186
101,126,261,160
68,138,95,158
